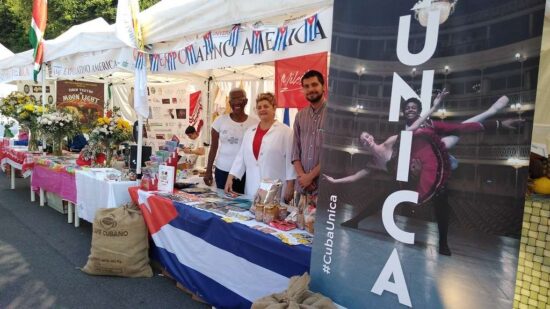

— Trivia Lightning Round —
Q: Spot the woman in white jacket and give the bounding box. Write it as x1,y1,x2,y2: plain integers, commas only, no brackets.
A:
225,92,296,203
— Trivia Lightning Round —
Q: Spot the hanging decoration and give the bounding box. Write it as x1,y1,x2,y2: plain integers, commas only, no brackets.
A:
167,52,177,71
304,13,319,42
273,26,289,51
229,24,241,48
135,52,145,69
203,31,215,55
251,30,263,54
149,54,160,72
185,45,198,65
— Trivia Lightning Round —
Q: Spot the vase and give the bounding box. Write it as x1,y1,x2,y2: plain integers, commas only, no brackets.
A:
105,146,115,167
28,129,39,151
52,137,63,156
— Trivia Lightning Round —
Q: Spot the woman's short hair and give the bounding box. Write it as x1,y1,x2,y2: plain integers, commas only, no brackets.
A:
256,92,277,108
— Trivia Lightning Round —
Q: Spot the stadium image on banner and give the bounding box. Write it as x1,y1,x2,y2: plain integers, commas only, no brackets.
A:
310,0,545,308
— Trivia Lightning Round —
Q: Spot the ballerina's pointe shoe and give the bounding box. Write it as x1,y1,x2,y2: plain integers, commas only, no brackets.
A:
488,96,509,113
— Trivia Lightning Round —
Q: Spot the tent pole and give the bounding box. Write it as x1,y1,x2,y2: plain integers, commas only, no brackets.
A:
41,65,47,152
206,74,213,144
137,115,143,175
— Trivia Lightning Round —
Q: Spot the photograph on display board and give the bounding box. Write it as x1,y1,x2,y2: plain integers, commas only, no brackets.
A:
309,0,546,308
176,108,186,120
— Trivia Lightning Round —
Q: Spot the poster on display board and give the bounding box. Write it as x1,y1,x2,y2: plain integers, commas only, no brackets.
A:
56,80,105,125
310,1,545,308
17,80,56,105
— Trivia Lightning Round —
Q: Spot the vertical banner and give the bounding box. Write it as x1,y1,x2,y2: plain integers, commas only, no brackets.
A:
275,52,328,108
189,90,203,133
310,1,546,308
56,80,105,124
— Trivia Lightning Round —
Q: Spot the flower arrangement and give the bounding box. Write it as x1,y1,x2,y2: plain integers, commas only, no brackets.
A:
88,108,132,166
1,92,47,150
0,92,33,119
89,112,132,145
37,109,82,155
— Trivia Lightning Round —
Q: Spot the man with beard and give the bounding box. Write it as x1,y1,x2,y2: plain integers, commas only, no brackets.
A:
292,70,326,195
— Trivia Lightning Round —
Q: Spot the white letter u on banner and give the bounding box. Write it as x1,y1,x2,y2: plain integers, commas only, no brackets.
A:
396,10,440,66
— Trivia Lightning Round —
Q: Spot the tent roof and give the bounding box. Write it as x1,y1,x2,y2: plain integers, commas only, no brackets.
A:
140,0,332,44
0,43,14,60
0,18,125,71
44,18,126,62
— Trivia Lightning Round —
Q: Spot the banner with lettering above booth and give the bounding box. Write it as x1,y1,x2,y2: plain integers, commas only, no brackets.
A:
56,80,105,124
275,52,327,109
143,7,332,74
49,47,135,79
310,0,545,308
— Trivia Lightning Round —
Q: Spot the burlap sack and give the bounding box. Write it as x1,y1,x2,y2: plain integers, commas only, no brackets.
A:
252,273,336,309
82,204,153,277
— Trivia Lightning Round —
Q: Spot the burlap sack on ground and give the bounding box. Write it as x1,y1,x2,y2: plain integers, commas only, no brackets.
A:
82,204,153,277
252,273,336,309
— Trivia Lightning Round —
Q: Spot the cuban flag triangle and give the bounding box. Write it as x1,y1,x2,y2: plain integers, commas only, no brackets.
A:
304,14,319,42
203,31,215,55
251,30,263,54
273,26,288,51
149,54,160,72
167,52,177,71
185,45,198,65
135,51,145,69
229,24,240,48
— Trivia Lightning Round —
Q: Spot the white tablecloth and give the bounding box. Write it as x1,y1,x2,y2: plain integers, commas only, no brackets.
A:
75,169,138,223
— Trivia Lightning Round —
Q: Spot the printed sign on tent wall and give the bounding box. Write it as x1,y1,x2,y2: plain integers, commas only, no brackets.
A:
275,52,327,109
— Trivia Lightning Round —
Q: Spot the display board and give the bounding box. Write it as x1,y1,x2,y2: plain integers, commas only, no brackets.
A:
144,82,202,150
56,80,105,124
310,1,545,308
17,80,56,105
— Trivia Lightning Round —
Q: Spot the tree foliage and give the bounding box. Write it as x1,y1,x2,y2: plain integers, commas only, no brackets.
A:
0,0,160,53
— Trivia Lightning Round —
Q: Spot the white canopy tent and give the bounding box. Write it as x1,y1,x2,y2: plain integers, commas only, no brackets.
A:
0,0,332,157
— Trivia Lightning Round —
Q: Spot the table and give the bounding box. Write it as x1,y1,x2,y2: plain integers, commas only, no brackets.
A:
75,169,137,223
0,145,37,201
129,187,312,309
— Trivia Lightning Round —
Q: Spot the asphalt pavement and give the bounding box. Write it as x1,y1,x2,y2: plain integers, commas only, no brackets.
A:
0,173,209,309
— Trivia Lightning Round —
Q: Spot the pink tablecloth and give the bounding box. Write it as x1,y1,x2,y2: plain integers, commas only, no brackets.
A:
31,165,76,203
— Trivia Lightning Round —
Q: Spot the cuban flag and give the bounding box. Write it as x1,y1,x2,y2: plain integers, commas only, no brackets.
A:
185,45,198,65
167,52,177,71
203,31,215,55
149,54,160,72
134,189,310,309
304,14,319,42
135,51,145,69
272,26,288,51
251,30,263,54
229,24,240,48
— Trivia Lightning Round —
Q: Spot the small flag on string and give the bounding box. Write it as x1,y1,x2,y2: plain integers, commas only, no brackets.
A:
149,54,160,72
135,52,145,69
167,51,177,71
185,45,198,65
203,31,215,55
251,30,263,54
273,26,288,51
229,24,240,48
304,14,319,42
